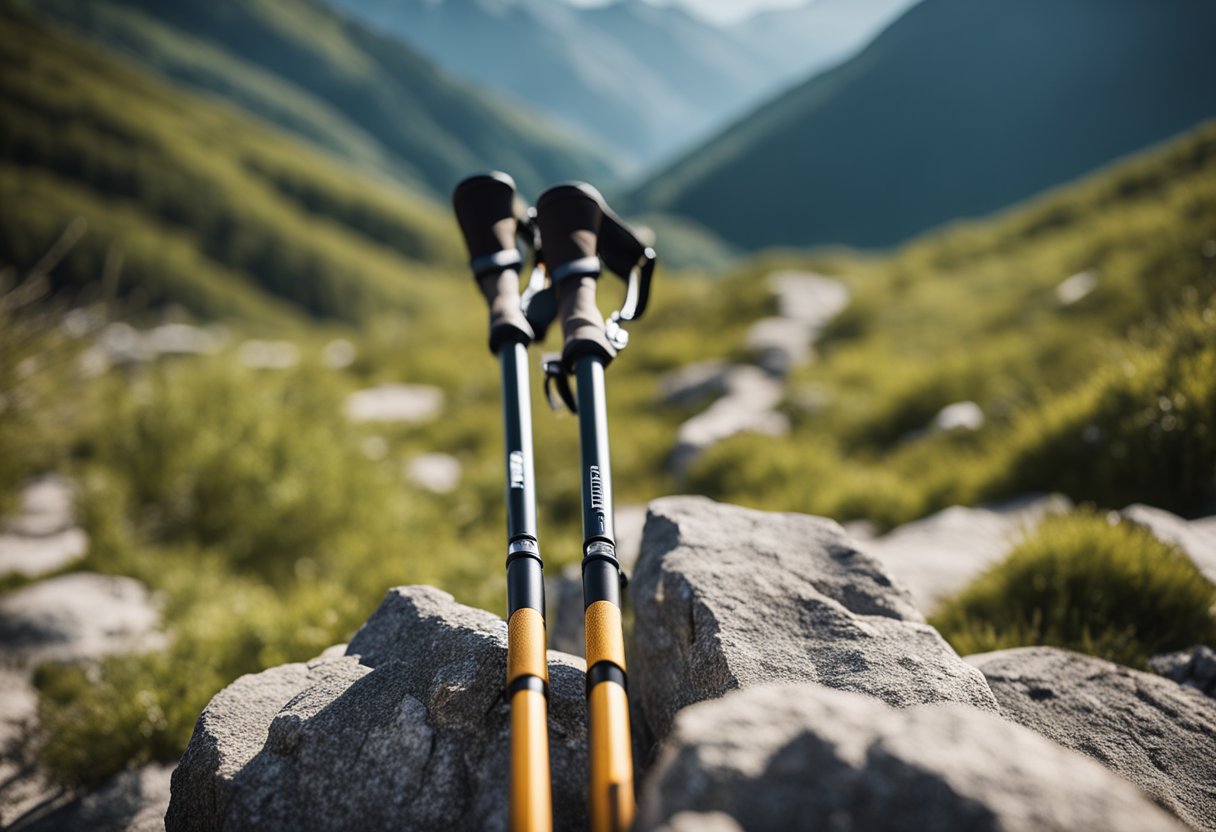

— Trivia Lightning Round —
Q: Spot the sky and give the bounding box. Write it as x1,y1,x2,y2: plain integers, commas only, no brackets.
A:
560,0,809,26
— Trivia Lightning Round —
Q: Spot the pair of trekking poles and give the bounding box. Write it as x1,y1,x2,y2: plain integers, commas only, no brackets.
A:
452,173,655,832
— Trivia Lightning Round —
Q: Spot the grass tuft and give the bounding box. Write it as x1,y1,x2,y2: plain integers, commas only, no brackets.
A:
931,510,1216,668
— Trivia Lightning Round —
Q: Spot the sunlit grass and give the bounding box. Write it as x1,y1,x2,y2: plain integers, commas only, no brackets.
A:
931,510,1216,668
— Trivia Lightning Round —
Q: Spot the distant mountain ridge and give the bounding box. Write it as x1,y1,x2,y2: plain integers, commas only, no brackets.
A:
629,0,1216,250
325,0,919,167
21,0,618,197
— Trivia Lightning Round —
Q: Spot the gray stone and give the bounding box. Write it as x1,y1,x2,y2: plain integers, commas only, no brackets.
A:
859,493,1071,613
638,683,1183,832
1150,645,1216,698
968,646,1216,830
670,367,787,474
166,586,589,831
930,400,985,432
0,668,54,828
746,316,810,377
1056,269,1099,305
405,453,462,494
769,271,851,330
656,360,731,407
0,573,165,666
343,384,443,424
630,497,998,753
10,764,172,832
746,272,850,377
545,563,585,657
1121,504,1216,585
0,475,88,578
236,340,299,370
667,272,847,469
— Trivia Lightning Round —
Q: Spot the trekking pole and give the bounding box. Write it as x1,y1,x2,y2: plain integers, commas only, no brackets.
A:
452,172,552,832
534,183,655,832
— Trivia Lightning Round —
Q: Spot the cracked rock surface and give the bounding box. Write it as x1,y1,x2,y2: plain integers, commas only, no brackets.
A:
638,683,1184,832
629,496,998,753
166,586,589,831
969,646,1216,831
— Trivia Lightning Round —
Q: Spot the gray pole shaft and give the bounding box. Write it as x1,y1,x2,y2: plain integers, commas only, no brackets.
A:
576,356,621,610
500,342,537,542
501,341,544,618
575,356,614,545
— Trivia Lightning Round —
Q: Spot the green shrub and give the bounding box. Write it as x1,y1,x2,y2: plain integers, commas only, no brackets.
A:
87,360,390,576
931,510,1216,667
982,304,1216,515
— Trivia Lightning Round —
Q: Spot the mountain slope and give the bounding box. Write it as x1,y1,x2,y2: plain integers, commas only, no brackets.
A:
0,6,465,323
324,0,778,166
20,0,617,197
630,0,1216,250
737,0,919,86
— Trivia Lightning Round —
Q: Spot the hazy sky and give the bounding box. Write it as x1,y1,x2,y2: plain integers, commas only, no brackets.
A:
561,0,808,26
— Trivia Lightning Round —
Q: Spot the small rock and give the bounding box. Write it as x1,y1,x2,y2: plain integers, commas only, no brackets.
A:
143,323,225,357
630,497,998,755
237,340,299,370
769,271,850,329
746,272,850,377
167,586,589,831
670,367,786,473
969,646,1216,830
931,400,985,432
1149,645,1216,698
0,573,165,666
655,360,730,407
0,530,88,579
321,339,356,370
0,668,53,828
344,384,444,424
0,476,88,578
860,494,1071,612
2,476,75,537
638,683,1183,832
1121,503,1216,585
11,764,173,832
746,317,809,377
1056,270,1098,305
405,453,462,494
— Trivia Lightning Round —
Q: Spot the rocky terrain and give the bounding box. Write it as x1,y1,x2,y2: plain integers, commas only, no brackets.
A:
159,496,1214,831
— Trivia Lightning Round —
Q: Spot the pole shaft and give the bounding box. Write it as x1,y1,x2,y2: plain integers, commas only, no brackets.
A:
575,355,635,832
501,342,537,545
499,340,551,832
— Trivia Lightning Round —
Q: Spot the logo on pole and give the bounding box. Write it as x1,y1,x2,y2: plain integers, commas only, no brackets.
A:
589,465,607,533
509,451,525,489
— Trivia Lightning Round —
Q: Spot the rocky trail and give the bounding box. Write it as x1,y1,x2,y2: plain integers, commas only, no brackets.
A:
3,478,1215,830
161,496,1214,832
662,271,848,474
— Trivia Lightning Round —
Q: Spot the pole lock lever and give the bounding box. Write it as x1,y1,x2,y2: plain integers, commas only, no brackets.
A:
542,355,578,414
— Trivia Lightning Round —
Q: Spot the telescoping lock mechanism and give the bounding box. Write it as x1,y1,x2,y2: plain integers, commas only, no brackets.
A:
452,173,656,832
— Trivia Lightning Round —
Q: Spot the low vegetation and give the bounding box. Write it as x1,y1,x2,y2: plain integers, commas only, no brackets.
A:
931,511,1216,668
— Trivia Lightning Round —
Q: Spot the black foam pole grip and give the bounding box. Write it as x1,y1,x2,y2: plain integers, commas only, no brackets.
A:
452,172,517,259
452,172,533,352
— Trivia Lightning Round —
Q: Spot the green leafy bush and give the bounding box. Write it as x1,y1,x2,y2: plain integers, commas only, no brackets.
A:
931,510,1216,668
